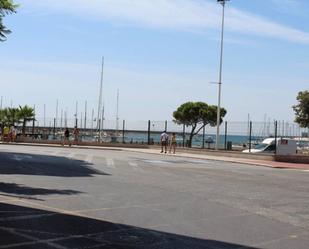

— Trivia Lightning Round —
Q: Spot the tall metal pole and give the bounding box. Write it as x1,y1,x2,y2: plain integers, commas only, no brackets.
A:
224,121,227,150
32,105,36,136
60,109,63,130
249,121,252,152
202,125,205,149
91,108,94,136
84,101,87,130
43,104,46,128
97,56,104,130
101,104,105,132
55,99,58,130
274,120,278,155
116,89,119,136
122,120,125,144
75,101,78,127
147,120,151,145
182,124,185,147
215,0,228,150
65,108,68,128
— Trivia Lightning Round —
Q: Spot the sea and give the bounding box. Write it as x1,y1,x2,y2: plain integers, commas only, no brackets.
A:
48,130,261,148
121,132,259,148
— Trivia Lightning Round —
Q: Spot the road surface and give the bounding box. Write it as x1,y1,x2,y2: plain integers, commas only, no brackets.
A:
0,144,308,249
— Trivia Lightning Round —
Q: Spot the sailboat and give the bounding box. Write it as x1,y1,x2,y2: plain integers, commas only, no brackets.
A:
110,89,123,143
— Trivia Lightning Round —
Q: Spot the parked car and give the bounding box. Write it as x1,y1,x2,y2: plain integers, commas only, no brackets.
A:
243,138,276,153
243,137,297,155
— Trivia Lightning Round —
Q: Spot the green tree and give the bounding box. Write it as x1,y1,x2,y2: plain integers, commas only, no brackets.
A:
1,107,19,126
173,102,226,147
0,0,18,41
0,109,6,127
18,105,35,136
293,90,309,129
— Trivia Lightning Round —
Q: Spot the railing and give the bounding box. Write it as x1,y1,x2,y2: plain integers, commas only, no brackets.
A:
10,118,308,151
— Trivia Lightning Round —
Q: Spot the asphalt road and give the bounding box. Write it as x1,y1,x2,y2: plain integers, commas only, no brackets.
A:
0,144,308,249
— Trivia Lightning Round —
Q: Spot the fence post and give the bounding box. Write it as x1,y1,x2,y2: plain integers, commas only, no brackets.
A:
224,121,227,150
249,121,252,152
98,119,101,142
122,120,125,144
182,124,185,147
274,120,278,155
202,124,205,149
147,120,151,145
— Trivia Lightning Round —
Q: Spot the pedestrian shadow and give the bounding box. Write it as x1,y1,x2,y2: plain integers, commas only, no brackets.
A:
0,152,110,177
0,202,262,249
0,182,83,201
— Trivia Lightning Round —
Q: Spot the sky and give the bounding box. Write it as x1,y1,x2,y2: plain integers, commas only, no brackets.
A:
0,0,309,124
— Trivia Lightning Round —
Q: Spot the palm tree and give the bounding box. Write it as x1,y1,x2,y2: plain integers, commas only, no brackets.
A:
0,0,18,41
4,107,20,126
0,108,6,128
18,105,35,136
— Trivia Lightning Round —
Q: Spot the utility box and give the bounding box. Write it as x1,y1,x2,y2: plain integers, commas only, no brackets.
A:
227,141,232,150
277,139,297,155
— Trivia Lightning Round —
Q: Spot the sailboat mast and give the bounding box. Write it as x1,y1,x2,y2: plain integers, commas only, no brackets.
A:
97,56,104,130
116,89,119,135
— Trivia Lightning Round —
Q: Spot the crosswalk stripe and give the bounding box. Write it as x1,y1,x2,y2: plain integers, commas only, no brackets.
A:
85,154,93,164
66,153,75,159
106,158,115,168
48,151,59,156
11,155,33,161
128,161,142,171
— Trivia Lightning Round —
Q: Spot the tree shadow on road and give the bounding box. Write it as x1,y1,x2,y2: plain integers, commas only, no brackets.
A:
0,152,110,177
0,182,84,201
0,202,262,249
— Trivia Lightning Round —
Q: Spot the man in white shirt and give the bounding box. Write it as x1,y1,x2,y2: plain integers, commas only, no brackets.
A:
160,131,169,153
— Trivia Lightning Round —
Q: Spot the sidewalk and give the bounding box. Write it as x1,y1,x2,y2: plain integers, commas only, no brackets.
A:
1,142,309,170
124,148,309,170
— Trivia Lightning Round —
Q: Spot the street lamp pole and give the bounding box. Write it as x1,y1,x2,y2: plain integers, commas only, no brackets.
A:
215,0,229,150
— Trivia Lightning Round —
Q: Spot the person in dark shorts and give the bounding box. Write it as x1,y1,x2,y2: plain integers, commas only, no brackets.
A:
160,130,169,153
62,127,71,146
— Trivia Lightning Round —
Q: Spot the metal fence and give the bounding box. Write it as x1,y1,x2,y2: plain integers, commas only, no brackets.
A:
19,117,308,150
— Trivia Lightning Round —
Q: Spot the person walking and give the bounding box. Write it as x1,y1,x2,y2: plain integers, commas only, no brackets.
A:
62,127,71,146
10,126,17,142
3,126,9,142
160,130,169,153
9,125,17,142
72,126,80,145
169,133,177,154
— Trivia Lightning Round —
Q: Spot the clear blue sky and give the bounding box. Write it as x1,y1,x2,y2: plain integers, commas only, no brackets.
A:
1,0,308,123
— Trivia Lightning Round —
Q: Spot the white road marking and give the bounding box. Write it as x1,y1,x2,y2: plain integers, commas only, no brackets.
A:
66,153,75,159
189,159,212,164
12,155,32,161
128,161,143,171
106,158,115,168
85,154,93,164
48,151,60,156
143,159,172,164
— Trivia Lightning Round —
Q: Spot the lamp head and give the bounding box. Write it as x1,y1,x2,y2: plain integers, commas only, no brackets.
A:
217,0,229,5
